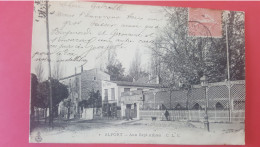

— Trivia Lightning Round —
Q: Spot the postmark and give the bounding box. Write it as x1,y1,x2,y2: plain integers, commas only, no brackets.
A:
188,8,222,38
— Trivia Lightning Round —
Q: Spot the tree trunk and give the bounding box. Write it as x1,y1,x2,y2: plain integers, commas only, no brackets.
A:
44,108,47,124
31,105,35,123
37,108,40,123
67,107,70,120
67,101,71,120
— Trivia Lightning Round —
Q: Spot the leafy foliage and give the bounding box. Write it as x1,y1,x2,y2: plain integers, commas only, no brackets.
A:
36,80,49,108
51,79,69,107
30,74,39,119
78,89,102,108
31,76,69,109
62,98,72,119
150,8,245,88
225,11,245,80
107,62,126,81
106,50,133,82
129,49,149,81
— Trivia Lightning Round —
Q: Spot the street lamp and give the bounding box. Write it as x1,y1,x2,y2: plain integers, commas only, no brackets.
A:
200,75,210,132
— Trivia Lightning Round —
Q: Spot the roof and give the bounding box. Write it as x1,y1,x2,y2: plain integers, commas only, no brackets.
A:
59,73,81,80
104,80,160,88
59,68,108,81
135,76,158,84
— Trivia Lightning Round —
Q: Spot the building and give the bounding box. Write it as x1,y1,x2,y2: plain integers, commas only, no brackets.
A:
101,80,160,119
120,80,245,122
59,68,110,119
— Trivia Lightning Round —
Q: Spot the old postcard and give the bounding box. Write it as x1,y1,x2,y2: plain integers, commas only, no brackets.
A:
30,1,245,145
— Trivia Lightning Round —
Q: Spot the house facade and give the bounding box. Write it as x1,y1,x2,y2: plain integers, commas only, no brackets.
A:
101,80,160,119
59,68,110,119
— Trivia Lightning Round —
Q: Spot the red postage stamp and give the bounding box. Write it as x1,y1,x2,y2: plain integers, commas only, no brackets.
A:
188,8,222,37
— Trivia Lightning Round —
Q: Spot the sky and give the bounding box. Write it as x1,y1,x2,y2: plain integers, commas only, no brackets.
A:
31,1,168,80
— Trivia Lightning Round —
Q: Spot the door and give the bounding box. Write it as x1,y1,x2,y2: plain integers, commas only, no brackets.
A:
132,103,137,118
125,104,131,120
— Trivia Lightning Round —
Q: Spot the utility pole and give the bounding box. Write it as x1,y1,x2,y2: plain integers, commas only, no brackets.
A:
225,13,232,123
45,0,53,127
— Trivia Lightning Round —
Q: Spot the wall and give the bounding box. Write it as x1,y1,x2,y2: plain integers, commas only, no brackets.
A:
143,80,245,111
59,75,81,101
101,81,118,104
81,108,94,120
81,69,110,100
102,81,156,106
118,86,155,105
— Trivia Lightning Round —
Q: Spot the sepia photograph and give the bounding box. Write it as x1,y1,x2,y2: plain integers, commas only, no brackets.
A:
29,1,245,145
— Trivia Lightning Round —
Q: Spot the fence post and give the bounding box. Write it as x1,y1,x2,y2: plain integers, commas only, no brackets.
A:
188,110,191,120
214,107,216,122
198,109,200,121
228,83,232,122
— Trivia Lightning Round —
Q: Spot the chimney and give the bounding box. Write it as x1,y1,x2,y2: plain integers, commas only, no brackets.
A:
156,75,160,84
81,65,83,73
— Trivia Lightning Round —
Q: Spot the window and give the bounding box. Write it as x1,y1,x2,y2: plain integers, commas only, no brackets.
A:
124,88,130,92
192,103,202,110
137,88,143,91
104,89,108,101
215,102,224,110
94,77,96,80
111,88,115,100
175,103,182,110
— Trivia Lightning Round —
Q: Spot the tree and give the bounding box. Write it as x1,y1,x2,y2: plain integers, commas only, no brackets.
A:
36,81,49,109
89,90,102,108
35,59,45,82
62,99,72,120
224,11,245,80
36,79,50,123
95,90,102,108
150,7,203,86
106,62,125,81
129,49,148,81
30,74,38,123
31,74,52,124
52,57,64,80
78,89,102,110
150,7,245,88
106,62,133,82
50,79,69,107
36,78,69,123
106,49,132,82
87,89,102,108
